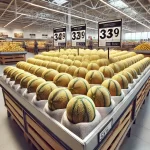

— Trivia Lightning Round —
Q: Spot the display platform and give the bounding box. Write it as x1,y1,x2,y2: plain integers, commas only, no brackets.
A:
0,66,149,150
131,50,150,57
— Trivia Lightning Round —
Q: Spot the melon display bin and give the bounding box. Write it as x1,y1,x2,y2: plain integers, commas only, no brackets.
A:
0,65,149,150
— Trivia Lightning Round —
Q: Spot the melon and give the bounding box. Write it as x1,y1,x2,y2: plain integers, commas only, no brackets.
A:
68,55,75,60
99,66,114,78
3,66,15,75
65,66,78,76
57,64,69,73
97,59,109,67
81,61,89,68
129,65,141,75
27,78,46,93
71,60,81,67
15,72,31,84
34,59,43,66
68,77,90,95
108,63,120,73
42,69,58,81
74,67,88,78
90,55,99,61
66,95,95,124
10,69,24,81
87,86,111,107
87,63,99,70
53,73,73,87
27,58,36,64
28,66,41,74
7,68,19,78
41,61,49,67
48,88,72,111
112,74,128,89
34,67,47,77
116,62,125,71
124,68,138,79
16,61,27,69
63,59,72,66
60,55,68,59
36,82,57,100
119,71,133,83
20,75,37,88
101,79,121,96
24,64,34,72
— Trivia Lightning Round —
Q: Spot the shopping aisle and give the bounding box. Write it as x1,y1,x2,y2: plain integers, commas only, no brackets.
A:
0,53,34,150
120,93,150,150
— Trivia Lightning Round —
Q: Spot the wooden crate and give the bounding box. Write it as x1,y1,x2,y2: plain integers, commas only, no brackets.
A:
0,53,26,64
100,104,132,150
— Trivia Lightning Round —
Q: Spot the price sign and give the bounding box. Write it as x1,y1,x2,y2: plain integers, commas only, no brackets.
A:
71,25,86,46
98,19,122,47
98,119,113,143
53,27,66,47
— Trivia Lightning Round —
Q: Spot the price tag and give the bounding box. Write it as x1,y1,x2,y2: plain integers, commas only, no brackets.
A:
98,19,122,47
71,25,86,47
53,27,66,47
98,119,113,143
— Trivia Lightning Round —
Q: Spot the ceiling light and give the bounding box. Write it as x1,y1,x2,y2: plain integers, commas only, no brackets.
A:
109,0,128,9
52,0,68,5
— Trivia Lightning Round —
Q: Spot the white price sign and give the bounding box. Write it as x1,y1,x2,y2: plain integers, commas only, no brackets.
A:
98,19,122,47
71,25,86,47
53,27,66,47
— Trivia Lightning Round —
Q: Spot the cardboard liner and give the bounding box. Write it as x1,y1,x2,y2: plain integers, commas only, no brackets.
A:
96,99,115,119
2,75,7,80
122,86,131,96
32,96,47,109
8,80,15,87
111,92,124,107
61,110,101,139
5,78,10,84
133,78,139,84
23,91,36,102
17,87,27,96
12,84,20,91
44,103,65,122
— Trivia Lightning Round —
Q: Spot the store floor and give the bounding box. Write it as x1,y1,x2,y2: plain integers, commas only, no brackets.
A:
0,52,149,150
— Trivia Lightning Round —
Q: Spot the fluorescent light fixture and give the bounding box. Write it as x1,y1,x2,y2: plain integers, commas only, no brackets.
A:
124,8,137,16
23,22,34,28
109,0,128,9
52,0,68,5
4,15,22,27
99,0,150,30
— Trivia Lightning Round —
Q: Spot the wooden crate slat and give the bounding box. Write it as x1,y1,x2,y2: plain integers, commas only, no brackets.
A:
27,124,53,150
6,101,24,126
26,115,65,150
4,93,23,117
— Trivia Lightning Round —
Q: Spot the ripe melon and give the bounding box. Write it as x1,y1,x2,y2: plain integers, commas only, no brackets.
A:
53,73,73,87
72,60,81,67
68,77,90,95
112,74,128,89
57,64,69,73
90,55,99,61
115,62,125,71
101,79,121,96
99,66,114,78
24,64,34,71
74,67,88,78
57,58,64,64
66,95,95,124
97,59,109,67
27,58,36,64
129,65,141,75
60,55,68,59
3,66,15,75
119,71,133,83
16,61,27,69
42,69,58,81
75,56,82,61
81,61,89,68
7,68,19,78
28,66,40,74
85,70,104,84
68,55,75,60
48,88,72,111
36,82,57,100
87,86,111,107
124,68,138,79
15,72,31,84
10,69,24,81
108,63,120,73
34,67,47,77
87,63,99,70
34,59,43,66
65,66,77,76
41,61,49,67
63,59,72,66
27,78,46,93
20,75,37,88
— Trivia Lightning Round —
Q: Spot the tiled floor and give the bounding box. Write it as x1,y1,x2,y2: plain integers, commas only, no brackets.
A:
0,52,149,150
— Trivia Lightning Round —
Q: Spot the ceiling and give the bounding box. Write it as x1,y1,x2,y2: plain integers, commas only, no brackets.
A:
0,0,150,32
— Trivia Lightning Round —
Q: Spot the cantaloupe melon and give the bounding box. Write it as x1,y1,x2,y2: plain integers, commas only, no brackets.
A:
124,68,138,79
16,61,27,69
68,55,75,60
87,63,99,70
24,64,34,72
7,68,19,78
34,59,43,66
97,59,109,67
71,60,81,67
57,58,64,64
66,95,95,124
101,79,121,96
27,58,36,64
15,72,31,84
81,61,89,68
47,62,60,70
119,71,133,83
53,73,73,87
63,59,72,66
34,67,47,77
57,64,69,73
75,56,82,61
68,77,90,95
28,66,41,74
108,63,120,73
3,66,15,75
112,74,128,89
41,61,49,67
36,82,57,100
85,70,104,84
74,67,88,78
48,88,72,111
115,62,125,71
65,66,77,76
10,69,24,81
27,78,46,93
42,69,58,81
87,86,111,107
99,66,114,78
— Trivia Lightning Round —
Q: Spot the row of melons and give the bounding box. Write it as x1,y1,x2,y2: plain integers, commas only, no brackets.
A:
134,42,150,51
3,57,150,124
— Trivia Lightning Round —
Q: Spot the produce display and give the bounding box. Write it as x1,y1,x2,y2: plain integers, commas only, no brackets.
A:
0,42,24,52
2,49,150,140
134,42,150,51
26,41,46,49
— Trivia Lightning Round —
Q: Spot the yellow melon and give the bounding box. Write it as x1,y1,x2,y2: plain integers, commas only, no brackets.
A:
96,59,109,67
87,63,99,70
15,72,31,84
34,67,47,77
3,66,15,75
41,61,49,67
28,66,40,74
74,67,88,78
65,66,78,76
124,68,138,79
71,60,81,67
42,69,58,81
57,64,69,73
99,66,114,78
108,63,120,73
81,61,89,68
27,58,36,64
63,59,73,66
10,69,24,81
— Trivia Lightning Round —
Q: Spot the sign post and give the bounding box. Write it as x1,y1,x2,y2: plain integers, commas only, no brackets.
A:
98,19,122,59
53,27,66,52
71,24,86,55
